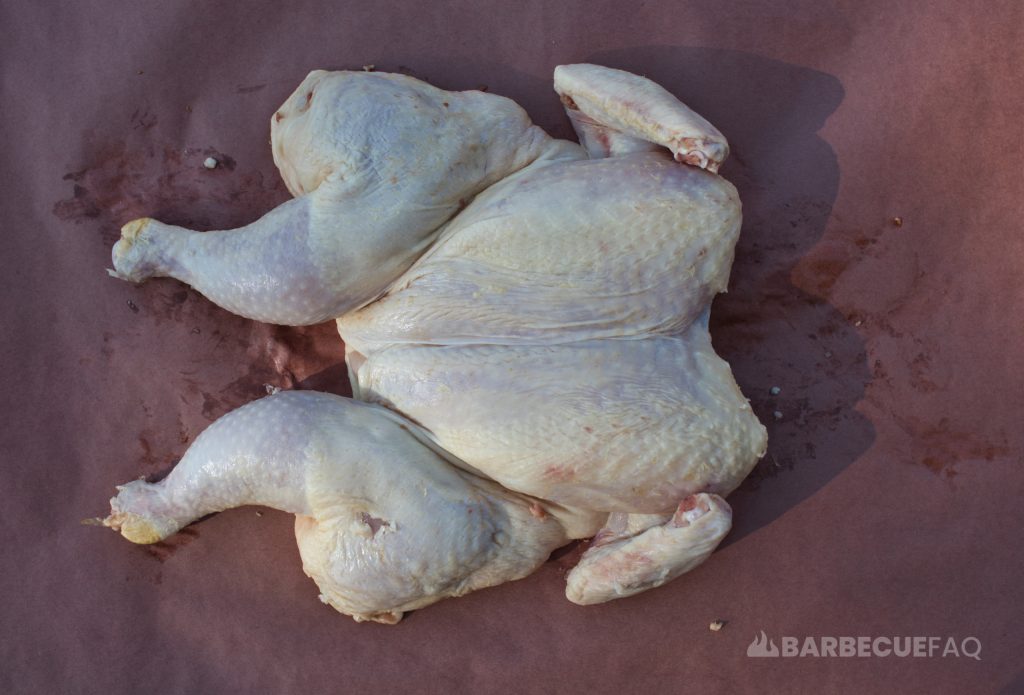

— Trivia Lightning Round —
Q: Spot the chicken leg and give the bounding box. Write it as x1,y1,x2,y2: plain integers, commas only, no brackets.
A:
110,70,555,325
103,391,593,624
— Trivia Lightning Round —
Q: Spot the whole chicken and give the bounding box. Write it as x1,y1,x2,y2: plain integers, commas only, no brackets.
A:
102,64,767,623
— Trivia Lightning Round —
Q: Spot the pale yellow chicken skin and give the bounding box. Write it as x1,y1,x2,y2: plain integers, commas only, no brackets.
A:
104,64,766,621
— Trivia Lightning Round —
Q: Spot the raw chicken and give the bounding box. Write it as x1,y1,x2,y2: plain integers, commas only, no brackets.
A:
102,64,767,622
106,392,594,623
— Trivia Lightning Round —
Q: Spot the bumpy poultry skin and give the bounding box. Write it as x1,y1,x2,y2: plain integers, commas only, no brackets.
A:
110,69,552,325
339,148,765,517
351,331,763,513
339,152,739,350
106,392,589,623
103,64,766,621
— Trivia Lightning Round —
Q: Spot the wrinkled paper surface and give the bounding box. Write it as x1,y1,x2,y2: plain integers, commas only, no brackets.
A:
3,0,1022,691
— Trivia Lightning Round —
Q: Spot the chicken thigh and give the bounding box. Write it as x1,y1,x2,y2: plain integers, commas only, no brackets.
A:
103,64,766,619
105,391,594,623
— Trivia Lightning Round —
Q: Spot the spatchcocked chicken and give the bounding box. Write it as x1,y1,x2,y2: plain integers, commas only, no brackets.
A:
102,64,767,624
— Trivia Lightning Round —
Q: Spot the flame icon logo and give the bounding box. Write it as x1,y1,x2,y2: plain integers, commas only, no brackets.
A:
746,630,780,657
